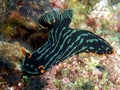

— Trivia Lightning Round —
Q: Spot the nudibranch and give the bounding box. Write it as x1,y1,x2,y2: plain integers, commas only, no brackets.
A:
22,9,113,75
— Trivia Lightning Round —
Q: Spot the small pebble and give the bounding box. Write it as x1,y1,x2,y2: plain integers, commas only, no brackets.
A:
117,49,120,55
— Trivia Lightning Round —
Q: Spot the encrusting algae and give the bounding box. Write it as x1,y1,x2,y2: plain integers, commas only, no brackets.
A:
0,0,120,90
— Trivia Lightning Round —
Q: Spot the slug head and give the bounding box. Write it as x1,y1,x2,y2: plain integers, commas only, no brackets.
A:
21,47,45,75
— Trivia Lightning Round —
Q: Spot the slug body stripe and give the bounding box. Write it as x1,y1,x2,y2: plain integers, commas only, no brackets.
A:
22,9,113,74
23,26,113,74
